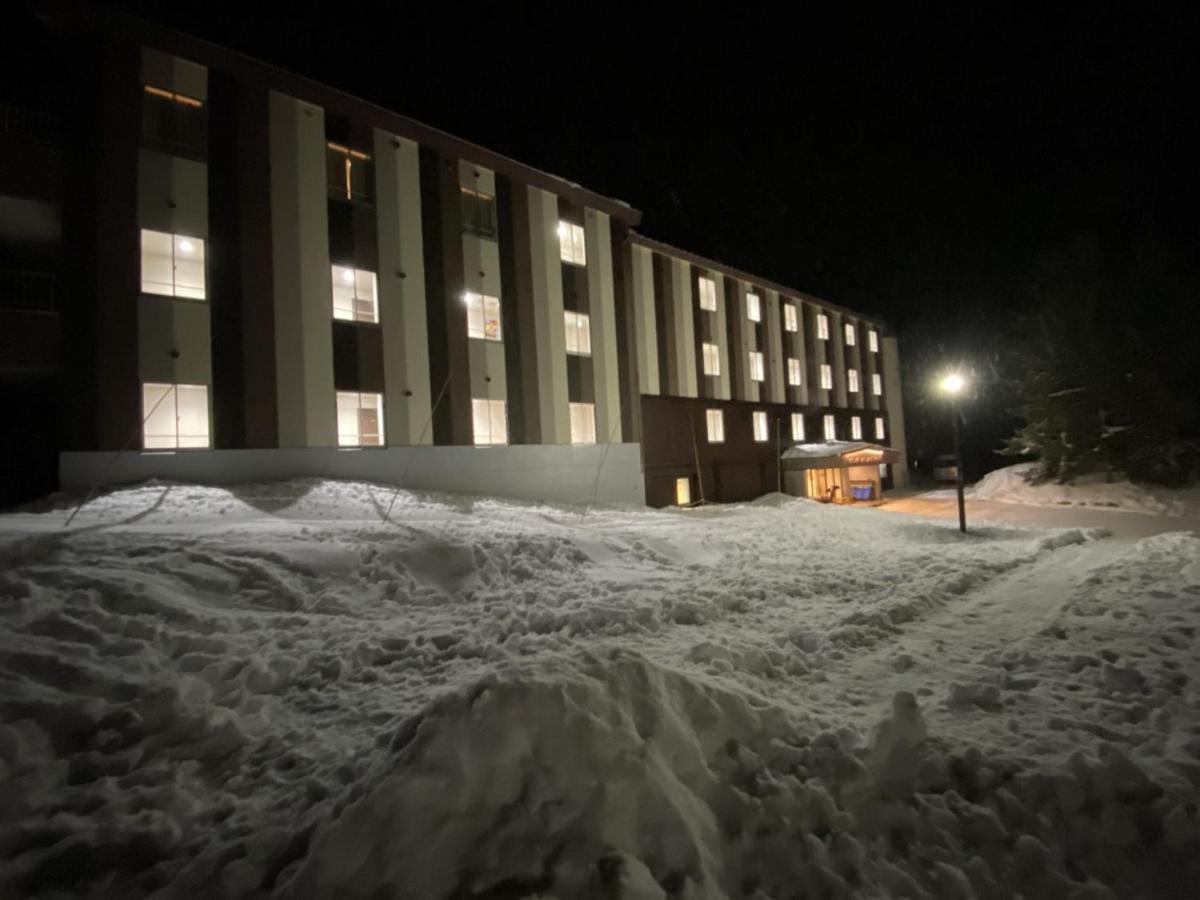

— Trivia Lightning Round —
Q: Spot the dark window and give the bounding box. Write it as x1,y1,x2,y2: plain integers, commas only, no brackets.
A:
142,85,205,158
460,187,497,239
327,142,374,203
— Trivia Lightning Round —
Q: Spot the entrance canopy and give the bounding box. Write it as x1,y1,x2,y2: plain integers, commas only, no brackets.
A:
780,441,901,470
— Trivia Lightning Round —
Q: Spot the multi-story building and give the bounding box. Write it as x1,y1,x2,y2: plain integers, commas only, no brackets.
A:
13,6,907,508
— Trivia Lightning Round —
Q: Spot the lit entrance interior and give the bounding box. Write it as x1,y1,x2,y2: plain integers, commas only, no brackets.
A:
782,441,900,504
675,477,691,506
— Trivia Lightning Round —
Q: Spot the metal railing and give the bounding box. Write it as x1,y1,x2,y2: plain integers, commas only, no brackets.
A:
0,269,57,312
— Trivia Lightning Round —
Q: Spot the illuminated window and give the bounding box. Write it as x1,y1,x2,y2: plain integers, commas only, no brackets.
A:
675,477,691,506
752,410,769,442
558,221,586,265
698,276,717,311
875,417,885,439
706,408,724,443
787,358,802,386
872,373,883,396
851,416,863,440
816,313,829,340
749,351,765,382
823,414,836,440
142,85,205,157
564,311,591,355
142,383,209,449
784,303,798,332
880,463,889,478
472,398,508,446
848,369,860,393
819,364,832,390
326,142,373,203
460,187,497,239
569,402,596,444
844,323,856,346
746,292,761,322
465,293,502,341
702,342,721,377
336,391,384,447
791,413,805,441
332,266,379,323
869,330,879,353
140,230,206,300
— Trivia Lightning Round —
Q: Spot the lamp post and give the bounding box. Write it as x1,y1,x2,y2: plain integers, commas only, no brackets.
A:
940,373,968,533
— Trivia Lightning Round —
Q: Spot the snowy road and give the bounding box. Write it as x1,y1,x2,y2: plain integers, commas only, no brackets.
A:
2,480,1199,898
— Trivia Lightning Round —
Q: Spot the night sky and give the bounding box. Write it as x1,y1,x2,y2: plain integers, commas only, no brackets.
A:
7,2,1198,464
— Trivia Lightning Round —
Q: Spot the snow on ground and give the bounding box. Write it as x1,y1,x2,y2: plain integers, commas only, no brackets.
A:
969,462,1200,517
1,479,1198,898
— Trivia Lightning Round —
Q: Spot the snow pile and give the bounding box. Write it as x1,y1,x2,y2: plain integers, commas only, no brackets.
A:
1,479,1198,897
971,462,1200,516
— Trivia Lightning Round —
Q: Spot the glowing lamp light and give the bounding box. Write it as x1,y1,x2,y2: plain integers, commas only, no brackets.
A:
940,373,966,395
557,222,568,238
341,269,355,283
177,239,194,254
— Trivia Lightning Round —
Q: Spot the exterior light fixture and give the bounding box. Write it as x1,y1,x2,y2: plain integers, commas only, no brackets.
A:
940,372,966,395
939,371,968,532
178,239,194,253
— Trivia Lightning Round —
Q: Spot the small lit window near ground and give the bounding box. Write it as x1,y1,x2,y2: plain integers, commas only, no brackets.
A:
817,313,829,339
749,351,765,382
752,410,769,442
326,142,373,203
675,477,691,506
820,364,832,390
569,402,596,444
140,230,206,300
460,187,497,239
702,342,720,377
869,330,879,352
851,416,863,440
558,221,586,265
784,303,798,332
872,373,883,395
875,417,886,439
746,292,761,322
142,85,205,157
564,311,591,355
791,413,805,441
472,399,508,446
787,358,802,386
331,266,378,323
844,323,856,345
706,408,724,443
848,369,860,393
465,292,502,341
336,391,384,447
823,414,836,440
698,276,717,311
142,383,209,449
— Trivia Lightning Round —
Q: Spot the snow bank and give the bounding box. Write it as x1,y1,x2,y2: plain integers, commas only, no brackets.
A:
971,463,1200,516
1,479,1197,897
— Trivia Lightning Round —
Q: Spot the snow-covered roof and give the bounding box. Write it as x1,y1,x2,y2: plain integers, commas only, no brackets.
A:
781,441,900,467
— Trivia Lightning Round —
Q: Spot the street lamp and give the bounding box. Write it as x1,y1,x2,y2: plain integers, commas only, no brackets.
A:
940,372,968,533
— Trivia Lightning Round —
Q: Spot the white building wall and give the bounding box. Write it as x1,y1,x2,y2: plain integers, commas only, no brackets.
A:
586,209,623,442
526,186,570,443
630,244,659,396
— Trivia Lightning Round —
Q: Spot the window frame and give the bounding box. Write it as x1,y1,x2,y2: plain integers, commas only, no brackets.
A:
701,341,721,377
783,303,798,332
787,357,802,386
816,313,830,340
749,351,765,383
141,84,206,158
564,310,592,355
869,329,879,353
823,414,836,440
326,141,374,204
819,363,833,390
558,221,587,266
791,412,805,441
844,323,857,346
848,368,860,393
140,229,207,301
460,186,498,239
698,276,717,311
875,416,886,440
471,398,509,446
746,292,762,322
142,382,210,450
752,410,769,443
872,372,883,396
705,408,725,444
331,265,380,324
336,390,385,447
569,401,597,445
851,415,863,440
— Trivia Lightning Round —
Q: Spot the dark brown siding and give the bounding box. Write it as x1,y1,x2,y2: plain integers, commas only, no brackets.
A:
420,148,471,445
495,174,527,444
652,254,676,396
506,180,543,443
610,220,639,443
724,279,744,397
209,74,277,449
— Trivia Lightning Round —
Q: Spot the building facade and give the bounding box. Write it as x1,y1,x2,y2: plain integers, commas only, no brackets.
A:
15,7,907,508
